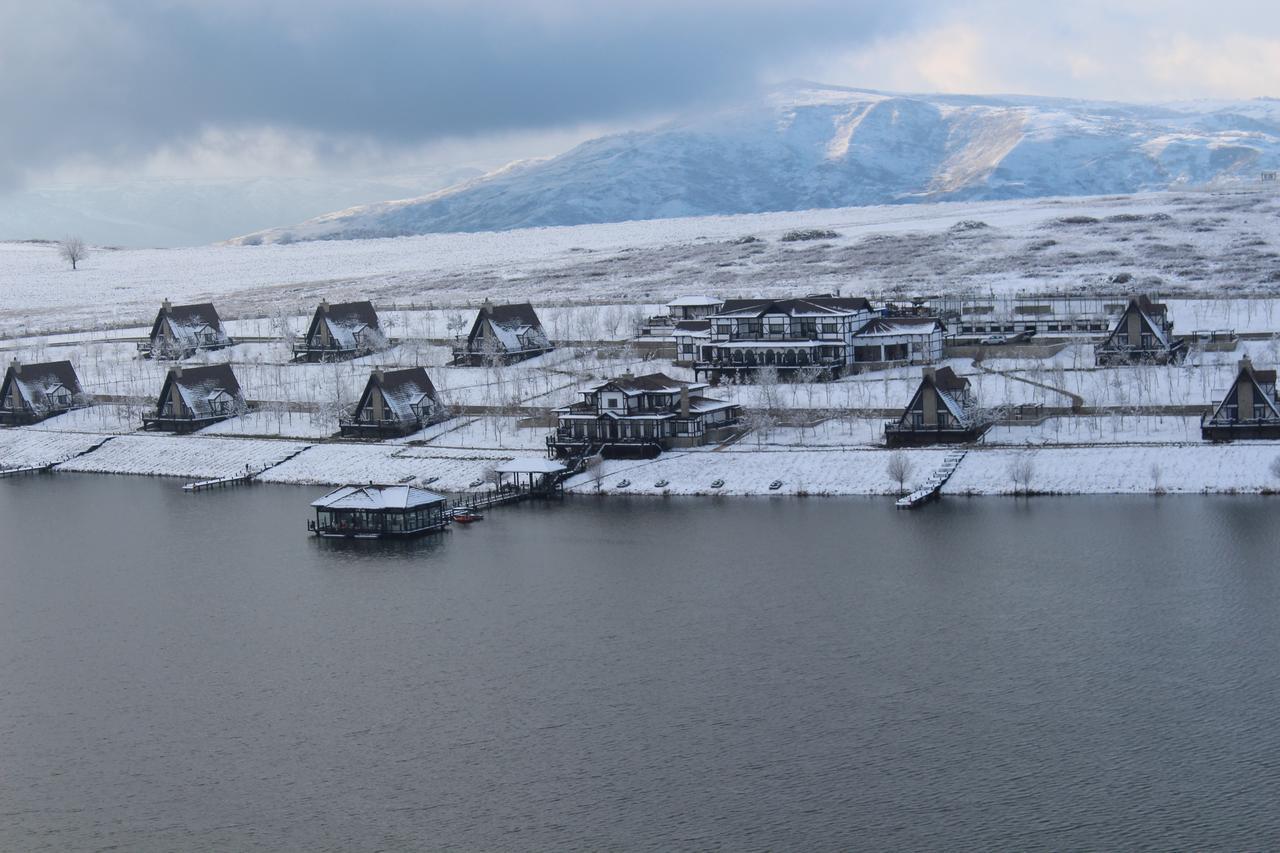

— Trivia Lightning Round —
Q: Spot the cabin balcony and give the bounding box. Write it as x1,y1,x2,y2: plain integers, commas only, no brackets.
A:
141,412,234,434
1095,340,1187,366
884,420,990,448
1200,413,1280,442
338,416,422,439
546,430,664,459
449,345,552,367
291,342,367,363
0,405,42,426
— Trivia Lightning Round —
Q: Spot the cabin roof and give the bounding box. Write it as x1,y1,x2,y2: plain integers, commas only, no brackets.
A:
673,320,711,334
713,296,872,318
310,300,380,350
358,367,437,422
493,458,567,475
469,302,550,353
311,484,446,510
151,302,228,346
162,364,243,418
930,366,970,392
2,360,82,413
667,295,722,307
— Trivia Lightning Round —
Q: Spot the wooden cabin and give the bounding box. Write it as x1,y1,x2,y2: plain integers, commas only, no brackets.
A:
1202,357,1280,441
142,364,245,433
548,371,741,459
140,300,232,359
292,300,384,362
340,367,442,438
309,485,451,538
851,317,945,367
885,366,988,447
452,300,552,365
1095,295,1186,365
0,359,84,425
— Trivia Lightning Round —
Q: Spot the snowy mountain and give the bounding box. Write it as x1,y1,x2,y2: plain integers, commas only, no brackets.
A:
233,83,1280,245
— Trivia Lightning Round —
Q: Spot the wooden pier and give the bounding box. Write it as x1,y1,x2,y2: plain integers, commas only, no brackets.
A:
183,445,312,492
0,463,54,478
896,450,968,510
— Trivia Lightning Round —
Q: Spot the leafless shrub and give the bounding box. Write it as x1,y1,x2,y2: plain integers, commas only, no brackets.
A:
1008,452,1036,495
886,451,913,494
57,236,88,270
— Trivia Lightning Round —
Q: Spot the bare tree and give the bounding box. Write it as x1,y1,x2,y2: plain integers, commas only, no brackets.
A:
1008,452,1036,495
886,450,913,494
584,452,605,492
57,236,88,271
1270,455,1280,485
1149,462,1164,495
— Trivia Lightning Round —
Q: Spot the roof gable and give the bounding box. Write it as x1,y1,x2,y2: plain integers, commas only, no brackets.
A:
355,367,439,422
2,360,82,413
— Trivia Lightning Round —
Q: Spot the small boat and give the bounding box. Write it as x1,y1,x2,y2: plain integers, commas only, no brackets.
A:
616,479,631,489
654,479,669,488
710,479,725,489
769,480,783,490
453,512,484,524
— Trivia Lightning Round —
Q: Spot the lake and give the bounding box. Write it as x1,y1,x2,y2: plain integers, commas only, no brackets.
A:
2,474,1279,851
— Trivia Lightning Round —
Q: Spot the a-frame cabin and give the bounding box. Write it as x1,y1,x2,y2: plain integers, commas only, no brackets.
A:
292,300,384,362
141,364,245,433
340,367,443,438
452,301,553,366
0,359,85,425
1202,357,1280,441
1095,295,1186,365
885,366,988,447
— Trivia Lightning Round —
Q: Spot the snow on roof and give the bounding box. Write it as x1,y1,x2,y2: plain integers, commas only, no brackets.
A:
587,372,708,395
151,302,230,350
493,458,567,475
311,484,447,510
713,296,872,319
2,360,82,414
853,317,944,337
470,302,551,353
667,295,723,307
360,367,438,422
163,364,243,418
673,320,711,335
311,300,381,351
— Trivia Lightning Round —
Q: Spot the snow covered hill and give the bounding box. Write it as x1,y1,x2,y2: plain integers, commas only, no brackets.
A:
234,83,1280,244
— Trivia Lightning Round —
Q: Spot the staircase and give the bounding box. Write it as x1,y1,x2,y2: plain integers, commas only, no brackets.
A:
895,450,968,510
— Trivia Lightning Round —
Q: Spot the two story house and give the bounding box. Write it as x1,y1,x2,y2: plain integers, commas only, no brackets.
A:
340,367,443,438
548,371,740,458
692,296,876,381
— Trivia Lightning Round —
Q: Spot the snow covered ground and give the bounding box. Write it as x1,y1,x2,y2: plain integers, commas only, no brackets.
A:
4,188,1280,338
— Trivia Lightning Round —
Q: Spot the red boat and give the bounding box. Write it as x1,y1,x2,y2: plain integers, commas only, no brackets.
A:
452,512,484,524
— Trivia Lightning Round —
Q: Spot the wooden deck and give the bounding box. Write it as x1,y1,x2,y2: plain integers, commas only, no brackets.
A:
896,450,967,510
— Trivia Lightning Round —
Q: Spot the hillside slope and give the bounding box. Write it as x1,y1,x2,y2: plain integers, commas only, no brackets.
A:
234,83,1280,244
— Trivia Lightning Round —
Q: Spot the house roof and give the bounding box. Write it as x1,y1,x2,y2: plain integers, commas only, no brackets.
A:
468,302,551,353
308,300,380,350
853,317,945,337
1211,360,1280,421
673,320,711,334
588,372,707,395
150,302,229,348
160,364,243,419
667,295,723,307
929,366,970,392
311,485,446,510
357,367,438,422
493,458,567,475
2,360,82,413
713,296,873,318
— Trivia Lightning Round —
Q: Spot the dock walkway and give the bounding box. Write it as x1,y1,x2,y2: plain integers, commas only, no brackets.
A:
896,450,968,509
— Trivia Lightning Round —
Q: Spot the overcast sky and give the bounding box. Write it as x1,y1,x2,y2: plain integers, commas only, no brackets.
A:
3,0,1280,190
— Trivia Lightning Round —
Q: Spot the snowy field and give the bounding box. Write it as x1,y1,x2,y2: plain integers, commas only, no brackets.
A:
3,188,1280,338
55,435,310,480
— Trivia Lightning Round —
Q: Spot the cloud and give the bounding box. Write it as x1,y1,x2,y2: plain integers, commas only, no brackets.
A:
0,0,923,189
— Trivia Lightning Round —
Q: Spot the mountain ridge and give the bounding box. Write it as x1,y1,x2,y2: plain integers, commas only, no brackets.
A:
231,83,1280,244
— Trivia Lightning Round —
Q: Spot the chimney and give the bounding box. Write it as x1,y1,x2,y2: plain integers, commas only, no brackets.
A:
373,367,384,382
680,382,690,418
172,364,182,379
319,299,329,313
9,358,20,375
1240,356,1253,373
481,298,493,316
162,298,172,314
922,366,936,381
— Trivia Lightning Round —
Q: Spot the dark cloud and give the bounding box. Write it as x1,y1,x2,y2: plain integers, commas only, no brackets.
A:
0,0,923,188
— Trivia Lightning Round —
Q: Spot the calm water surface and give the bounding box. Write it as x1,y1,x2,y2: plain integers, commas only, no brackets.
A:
2,474,1279,851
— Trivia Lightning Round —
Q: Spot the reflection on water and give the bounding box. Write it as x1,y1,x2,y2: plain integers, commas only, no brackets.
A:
2,475,1279,851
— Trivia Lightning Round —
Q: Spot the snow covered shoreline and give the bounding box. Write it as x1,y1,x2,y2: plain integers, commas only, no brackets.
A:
5,428,1279,497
